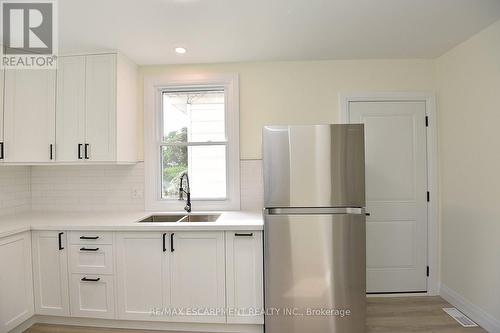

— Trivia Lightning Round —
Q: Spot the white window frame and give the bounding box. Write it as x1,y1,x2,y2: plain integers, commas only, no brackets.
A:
144,73,240,211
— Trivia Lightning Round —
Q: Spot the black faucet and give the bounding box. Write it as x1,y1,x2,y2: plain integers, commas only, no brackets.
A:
179,172,191,213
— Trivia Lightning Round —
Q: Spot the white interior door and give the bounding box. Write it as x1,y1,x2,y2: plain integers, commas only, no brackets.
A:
349,101,428,293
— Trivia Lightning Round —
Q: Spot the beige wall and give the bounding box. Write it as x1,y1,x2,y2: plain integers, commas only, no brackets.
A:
140,59,435,159
436,19,500,321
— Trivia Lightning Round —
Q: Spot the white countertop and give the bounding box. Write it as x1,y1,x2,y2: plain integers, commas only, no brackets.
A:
0,210,264,238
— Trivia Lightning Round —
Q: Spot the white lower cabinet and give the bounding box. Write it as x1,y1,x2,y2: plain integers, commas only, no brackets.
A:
32,231,70,316
68,231,115,319
115,232,168,321
69,274,115,319
226,231,264,324
0,232,34,333
10,228,263,329
170,232,226,323
116,231,226,323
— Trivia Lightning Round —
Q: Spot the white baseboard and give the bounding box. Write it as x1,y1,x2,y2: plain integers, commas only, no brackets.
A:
9,315,263,333
440,284,500,333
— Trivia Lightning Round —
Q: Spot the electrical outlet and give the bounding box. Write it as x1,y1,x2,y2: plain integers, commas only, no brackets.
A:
131,188,144,199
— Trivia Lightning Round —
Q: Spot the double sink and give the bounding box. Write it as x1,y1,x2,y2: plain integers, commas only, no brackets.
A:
137,214,220,223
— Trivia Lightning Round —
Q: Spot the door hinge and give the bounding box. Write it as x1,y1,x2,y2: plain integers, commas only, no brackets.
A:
427,191,430,202
425,116,429,127
426,266,430,277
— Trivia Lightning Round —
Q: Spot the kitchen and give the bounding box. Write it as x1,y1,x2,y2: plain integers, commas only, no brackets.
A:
1,1,500,333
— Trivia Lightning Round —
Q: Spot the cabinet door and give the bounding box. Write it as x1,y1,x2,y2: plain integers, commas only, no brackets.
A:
56,56,86,162
69,274,115,319
0,232,34,332
85,54,116,161
170,232,225,323
115,232,169,321
32,231,70,316
226,231,264,324
3,69,56,163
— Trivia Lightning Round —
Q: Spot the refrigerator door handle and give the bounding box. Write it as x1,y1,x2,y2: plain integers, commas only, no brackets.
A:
266,207,365,215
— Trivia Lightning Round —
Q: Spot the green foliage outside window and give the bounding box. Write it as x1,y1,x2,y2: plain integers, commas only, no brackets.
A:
162,127,188,198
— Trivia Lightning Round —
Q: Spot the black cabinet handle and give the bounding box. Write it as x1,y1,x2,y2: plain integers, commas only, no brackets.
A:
80,247,99,251
78,144,83,159
81,277,100,282
58,232,64,250
170,233,175,252
235,232,254,237
162,233,167,252
49,144,54,160
84,144,90,159
80,236,99,240
365,213,371,216
0,142,4,160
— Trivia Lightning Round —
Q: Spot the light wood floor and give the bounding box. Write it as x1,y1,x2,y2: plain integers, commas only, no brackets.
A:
24,297,486,333
367,296,486,332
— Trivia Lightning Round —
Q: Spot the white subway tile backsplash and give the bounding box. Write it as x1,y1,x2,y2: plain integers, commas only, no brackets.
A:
0,166,31,216
1,160,263,214
31,163,145,212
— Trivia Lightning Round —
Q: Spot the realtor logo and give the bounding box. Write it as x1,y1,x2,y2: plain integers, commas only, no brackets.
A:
1,0,57,69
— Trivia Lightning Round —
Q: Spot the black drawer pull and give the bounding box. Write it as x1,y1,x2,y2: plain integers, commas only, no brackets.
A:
170,233,175,252
78,144,83,159
0,142,4,160
80,247,99,251
80,236,99,240
162,233,167,252
235,232,254,237
84,144,90,159
58,232,64,250
81,277,100,282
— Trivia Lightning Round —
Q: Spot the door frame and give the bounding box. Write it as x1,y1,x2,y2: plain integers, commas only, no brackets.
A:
339,92,439,296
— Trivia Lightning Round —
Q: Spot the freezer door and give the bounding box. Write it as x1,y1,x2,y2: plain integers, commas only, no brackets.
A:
264,211,366,333
263,124,365,208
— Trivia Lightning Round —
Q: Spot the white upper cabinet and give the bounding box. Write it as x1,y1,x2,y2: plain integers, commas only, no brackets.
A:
170,232,226,323
55,52,139,163
3,69,56,163
0,232,34,333
56,56,86,162
225,231,264,324
85,54,117,162
32,231,70,317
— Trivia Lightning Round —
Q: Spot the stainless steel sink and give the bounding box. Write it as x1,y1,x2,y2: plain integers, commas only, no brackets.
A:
138,215,186,223
137,214,220,223
178,214,220,223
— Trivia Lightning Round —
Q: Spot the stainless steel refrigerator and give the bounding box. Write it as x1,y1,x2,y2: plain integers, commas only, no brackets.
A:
263,124,366,333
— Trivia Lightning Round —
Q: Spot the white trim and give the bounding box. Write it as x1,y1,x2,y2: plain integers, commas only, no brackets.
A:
339,91,439,296
144,73,240,211
441,284,500,332
11,315,262,333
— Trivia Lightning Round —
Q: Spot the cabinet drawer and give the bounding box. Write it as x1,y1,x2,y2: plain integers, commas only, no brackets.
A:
69,274,115,319
69,245,113,274
69,231,113,245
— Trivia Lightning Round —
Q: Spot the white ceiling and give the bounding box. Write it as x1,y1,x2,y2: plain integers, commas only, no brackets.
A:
59,0,500,65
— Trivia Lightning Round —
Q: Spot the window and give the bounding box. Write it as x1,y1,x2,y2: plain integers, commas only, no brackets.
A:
144,74,240,211
161,89,227,200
